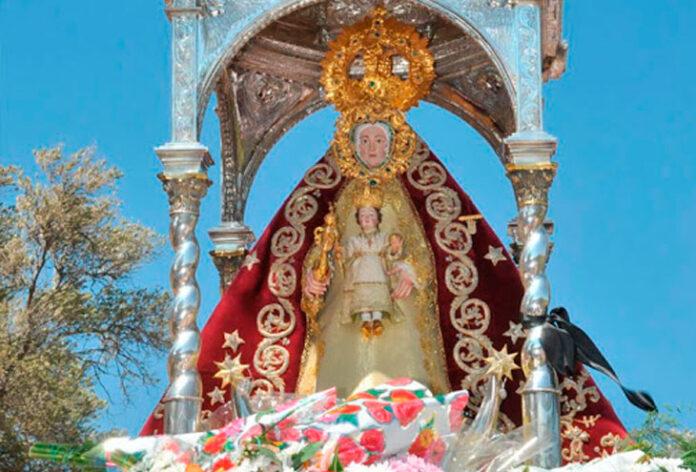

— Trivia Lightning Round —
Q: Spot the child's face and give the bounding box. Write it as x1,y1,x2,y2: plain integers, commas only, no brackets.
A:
358,207,379,231
389,235,403,251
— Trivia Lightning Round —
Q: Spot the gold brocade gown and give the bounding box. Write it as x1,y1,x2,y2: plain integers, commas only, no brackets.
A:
300,178,450,397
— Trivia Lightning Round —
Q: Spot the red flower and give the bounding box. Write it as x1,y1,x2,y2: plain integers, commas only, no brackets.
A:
329,404,361,415
203,432,228,455
212,457,235,471
408,428,447,464
303,427,327,443
408,428,435,458
337,436,366,466
359,429,385,453
266,417,301,443
448,393,470,432
364,401,392,424
427,437,447,464
393,399,424,427
390,389,418,403
347,391,377,401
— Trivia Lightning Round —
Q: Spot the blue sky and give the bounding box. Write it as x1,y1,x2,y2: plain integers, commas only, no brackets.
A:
1,1,694,436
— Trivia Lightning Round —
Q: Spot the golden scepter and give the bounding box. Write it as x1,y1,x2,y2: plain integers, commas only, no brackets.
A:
301,204,341,332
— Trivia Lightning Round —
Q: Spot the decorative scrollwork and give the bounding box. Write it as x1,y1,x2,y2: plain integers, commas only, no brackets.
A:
451,298,491,335
304,161,341,189
407,160,448,191
407,147,495,408
444,260,479,296
452,336,489,374
270,226,303,258
285,194,319,226
425,189,462,221
252,158,341,391
435,222,474,256
268,263,298,298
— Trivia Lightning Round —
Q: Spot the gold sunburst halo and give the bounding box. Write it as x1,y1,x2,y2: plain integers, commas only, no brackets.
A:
321,7,435,113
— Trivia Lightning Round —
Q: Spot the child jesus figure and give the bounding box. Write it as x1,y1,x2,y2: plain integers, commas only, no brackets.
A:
341,199,418,339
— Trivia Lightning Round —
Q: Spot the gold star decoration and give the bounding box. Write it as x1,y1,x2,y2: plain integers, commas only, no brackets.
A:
503,321,527,344
484,245,507,266
207,386,226,406
484,345,520,381
223,330,245,352
213,354,249,389
242,252,259,271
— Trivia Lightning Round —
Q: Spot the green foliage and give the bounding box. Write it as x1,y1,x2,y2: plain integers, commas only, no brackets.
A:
623,407,696,471
0,146,170,471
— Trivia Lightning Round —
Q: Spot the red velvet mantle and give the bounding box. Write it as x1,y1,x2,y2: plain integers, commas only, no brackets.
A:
142,146,627,463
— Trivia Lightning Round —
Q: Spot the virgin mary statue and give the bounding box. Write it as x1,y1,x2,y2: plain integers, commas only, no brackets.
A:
143,9,627,461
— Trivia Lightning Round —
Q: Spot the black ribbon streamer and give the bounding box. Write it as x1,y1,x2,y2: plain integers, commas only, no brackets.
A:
529,307,657,413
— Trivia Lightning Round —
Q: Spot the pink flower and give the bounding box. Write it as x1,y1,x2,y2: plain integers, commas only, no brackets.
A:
448,393,469,432
337,436,366,466
267,417,301,443
359,429,385,453
393,400,424,427
303,427,327,443
389,454,446,472
221,418,244,437
364,401,393,424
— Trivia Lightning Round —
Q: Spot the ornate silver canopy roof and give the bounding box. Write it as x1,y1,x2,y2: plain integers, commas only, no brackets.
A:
184,0,566,223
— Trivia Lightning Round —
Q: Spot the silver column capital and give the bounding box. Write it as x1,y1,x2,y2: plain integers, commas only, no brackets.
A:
505,161,557,210
209,221,256,293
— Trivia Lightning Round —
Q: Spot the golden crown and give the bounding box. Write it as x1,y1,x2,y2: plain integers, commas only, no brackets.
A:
354,182,384,208
321,7,435,113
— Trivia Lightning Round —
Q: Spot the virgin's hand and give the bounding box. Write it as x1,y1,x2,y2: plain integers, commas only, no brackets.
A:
392,270,414,299
304,271,328,297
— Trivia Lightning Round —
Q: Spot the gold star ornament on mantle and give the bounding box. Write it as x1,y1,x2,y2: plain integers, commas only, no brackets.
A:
213,353,249,389
222,330,245,352
484,345,520,381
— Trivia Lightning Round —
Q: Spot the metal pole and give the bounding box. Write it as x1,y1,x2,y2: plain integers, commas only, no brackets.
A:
159,172,211,434
506,160,561,468
159,0,210,434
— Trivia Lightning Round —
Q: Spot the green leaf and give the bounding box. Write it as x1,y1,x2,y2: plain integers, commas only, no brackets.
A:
256,446,279,462
291,442,323,470
329,454,344,472
336,414,359,427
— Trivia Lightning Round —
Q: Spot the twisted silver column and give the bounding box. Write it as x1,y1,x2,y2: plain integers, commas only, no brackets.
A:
159,173,211,434
507,162,561,468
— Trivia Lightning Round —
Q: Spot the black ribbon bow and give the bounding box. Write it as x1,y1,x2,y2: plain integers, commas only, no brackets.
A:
532,306,657,413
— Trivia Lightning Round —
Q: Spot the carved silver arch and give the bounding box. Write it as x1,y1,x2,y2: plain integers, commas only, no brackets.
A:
199,0,536,230
197,0,520,126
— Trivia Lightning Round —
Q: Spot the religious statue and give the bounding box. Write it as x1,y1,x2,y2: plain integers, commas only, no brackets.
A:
143,8,628,462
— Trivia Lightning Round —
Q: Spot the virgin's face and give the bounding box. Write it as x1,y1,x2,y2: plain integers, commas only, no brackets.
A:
358,207,379,232
356,124,389,169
